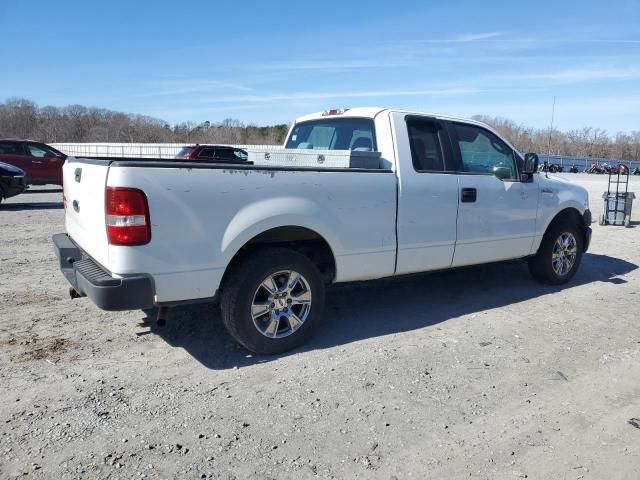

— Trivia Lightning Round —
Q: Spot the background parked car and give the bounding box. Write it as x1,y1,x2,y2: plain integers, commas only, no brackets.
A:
0,139,66,185
0,161,27,203
175,145,248,162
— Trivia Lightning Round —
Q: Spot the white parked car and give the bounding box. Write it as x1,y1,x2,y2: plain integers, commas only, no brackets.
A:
54,108,592,353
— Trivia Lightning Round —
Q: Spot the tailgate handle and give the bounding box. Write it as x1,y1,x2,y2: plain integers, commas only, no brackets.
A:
461,187,477,203
74,168,82,182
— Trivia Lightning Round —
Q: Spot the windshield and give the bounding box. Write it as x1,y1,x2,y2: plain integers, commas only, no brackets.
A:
285,118,376,151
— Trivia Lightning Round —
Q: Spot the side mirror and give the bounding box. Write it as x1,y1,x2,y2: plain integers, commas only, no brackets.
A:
523,153,539,174
492,166,512,181
520,153,539,182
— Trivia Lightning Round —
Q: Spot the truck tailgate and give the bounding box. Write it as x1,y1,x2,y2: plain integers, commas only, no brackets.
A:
63,160,110,269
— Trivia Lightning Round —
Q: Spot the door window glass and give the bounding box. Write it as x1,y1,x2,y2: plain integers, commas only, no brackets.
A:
0,142,21,154
215,148,234,161
406,119,446,172
233,149,248,161
452,123,517,180
27,144,58,158
197,148,215,159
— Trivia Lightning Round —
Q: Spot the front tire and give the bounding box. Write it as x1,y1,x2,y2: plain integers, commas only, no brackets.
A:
220,248,325,354
528,223,584,285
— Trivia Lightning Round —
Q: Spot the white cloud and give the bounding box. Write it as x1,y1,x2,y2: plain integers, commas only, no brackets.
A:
195,88,485,104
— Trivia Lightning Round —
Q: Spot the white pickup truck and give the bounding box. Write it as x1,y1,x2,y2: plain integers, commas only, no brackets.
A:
54,108,592,354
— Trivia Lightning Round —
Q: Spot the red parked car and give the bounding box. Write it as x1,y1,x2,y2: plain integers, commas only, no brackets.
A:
175,144,248,162
0,139,66,185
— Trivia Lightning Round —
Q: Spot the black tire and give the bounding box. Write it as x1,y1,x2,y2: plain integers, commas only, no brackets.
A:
528,222,584,285
220,247,325,354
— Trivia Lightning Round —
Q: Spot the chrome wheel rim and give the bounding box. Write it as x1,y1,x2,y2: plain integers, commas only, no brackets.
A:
552,232,577,276
251,270,312,339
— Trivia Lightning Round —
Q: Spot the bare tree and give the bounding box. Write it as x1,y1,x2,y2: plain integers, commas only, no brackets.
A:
1,98,637,159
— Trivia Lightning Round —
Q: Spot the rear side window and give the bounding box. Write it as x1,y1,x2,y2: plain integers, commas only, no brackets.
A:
406,118,446,172
285,118,376,151
197,148,216,159
0,142,21,154
214,148,234,161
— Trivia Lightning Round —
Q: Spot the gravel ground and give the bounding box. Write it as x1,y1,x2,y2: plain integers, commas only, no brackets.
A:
1,174,639,479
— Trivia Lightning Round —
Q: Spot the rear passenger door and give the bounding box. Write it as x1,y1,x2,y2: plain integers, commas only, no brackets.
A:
393,113,460,275
446,121,538,267
196,147,216,161
214,147,235,162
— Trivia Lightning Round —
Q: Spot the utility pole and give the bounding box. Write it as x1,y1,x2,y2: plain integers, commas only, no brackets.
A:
547,96,556,155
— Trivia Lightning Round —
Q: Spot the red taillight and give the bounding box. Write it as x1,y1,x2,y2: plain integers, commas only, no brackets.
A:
105,187,151,245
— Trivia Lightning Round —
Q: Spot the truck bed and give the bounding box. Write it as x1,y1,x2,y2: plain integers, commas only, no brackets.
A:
62,156,397,304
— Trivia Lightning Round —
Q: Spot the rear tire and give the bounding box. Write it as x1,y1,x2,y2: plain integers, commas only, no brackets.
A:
528,222,584,285
220,247,325,354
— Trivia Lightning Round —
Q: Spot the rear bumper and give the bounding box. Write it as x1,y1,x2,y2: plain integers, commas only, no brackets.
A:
52,233,155,311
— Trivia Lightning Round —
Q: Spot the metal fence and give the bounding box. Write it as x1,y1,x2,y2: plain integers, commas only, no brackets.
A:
51,143,282,159
538,154,640,171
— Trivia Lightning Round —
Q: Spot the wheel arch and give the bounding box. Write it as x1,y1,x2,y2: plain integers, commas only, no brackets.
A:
533,206,589,254
220,225,338,293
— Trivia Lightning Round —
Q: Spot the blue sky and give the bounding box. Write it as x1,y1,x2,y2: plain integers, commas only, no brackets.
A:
1,0,639,131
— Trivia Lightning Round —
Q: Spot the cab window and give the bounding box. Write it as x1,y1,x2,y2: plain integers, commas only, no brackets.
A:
285,118,376,151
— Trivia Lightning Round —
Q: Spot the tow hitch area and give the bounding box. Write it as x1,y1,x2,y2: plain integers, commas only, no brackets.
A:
156,306,169,326
69,287,83,299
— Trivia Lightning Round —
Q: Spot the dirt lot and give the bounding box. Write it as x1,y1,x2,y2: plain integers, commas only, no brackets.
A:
1,174,639,479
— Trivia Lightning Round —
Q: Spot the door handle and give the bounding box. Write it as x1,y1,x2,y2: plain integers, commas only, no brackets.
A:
461,188,477,203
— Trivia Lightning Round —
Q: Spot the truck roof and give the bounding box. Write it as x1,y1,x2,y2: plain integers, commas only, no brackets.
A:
294,107,493,129
293,107,521,156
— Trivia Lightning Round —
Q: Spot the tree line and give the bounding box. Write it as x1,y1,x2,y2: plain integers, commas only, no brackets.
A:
472,115,640,161
0,98,289,145
1,98,639,159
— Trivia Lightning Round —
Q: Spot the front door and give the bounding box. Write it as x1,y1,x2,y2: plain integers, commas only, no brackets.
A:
25,143,64,183
446,121,538,267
